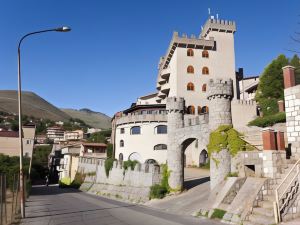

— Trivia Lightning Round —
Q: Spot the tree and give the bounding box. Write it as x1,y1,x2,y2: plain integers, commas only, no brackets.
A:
290,54,300,85
256,54,289,116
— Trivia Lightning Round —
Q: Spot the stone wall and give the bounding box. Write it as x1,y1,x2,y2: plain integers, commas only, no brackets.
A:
77,157,161,202
284,84,300,158
231,99,257,129
238,150,286,178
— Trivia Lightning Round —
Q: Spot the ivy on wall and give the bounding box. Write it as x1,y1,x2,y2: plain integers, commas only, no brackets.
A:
207,125,254,157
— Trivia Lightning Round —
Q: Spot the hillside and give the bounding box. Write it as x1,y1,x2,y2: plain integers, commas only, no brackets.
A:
61,108,111,129
0,90,71,121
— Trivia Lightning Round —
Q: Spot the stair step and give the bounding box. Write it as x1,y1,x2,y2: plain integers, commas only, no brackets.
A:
248,213,275,225
252,207,274,217
242,221,256,225
258,200,274,209
263,194,276,202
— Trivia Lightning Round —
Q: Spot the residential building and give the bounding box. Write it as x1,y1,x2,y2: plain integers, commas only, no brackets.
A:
0,123,36,157
47,126,64,143
80,142,107,158
113,17,257,166
64,130,84,141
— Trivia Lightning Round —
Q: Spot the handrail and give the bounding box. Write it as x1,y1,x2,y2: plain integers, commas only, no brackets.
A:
275,158,300,222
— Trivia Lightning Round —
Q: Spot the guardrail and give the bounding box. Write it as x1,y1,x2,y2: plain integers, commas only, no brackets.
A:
274,158,300,223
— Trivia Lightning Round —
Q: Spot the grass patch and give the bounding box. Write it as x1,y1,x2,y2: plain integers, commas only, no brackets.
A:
211,209,226,219
227,172,238,177
248,112,286,127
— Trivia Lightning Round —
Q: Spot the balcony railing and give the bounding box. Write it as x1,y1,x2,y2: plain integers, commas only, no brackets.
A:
82,152,107,158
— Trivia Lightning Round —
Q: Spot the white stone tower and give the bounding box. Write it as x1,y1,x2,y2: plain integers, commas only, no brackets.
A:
207,78,233,189
166,97,184,190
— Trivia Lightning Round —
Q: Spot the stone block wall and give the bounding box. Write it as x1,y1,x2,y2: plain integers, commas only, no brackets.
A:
77,157,161,202
231,99,257,129
238,151,286,178
284,85,300,157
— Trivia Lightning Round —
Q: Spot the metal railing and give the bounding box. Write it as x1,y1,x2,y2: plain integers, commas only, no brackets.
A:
0,174,21,225
274,158,300,223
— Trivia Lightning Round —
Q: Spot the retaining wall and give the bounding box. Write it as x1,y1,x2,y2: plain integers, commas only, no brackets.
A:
77,157,161,202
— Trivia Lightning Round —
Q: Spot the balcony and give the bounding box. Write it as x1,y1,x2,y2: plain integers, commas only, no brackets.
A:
116,113,167,125
161,82,170,94
158,90,167,99
161,67,171,79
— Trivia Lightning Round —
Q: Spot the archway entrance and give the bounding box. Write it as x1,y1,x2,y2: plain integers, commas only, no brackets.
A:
128,152,142,162
199,149,208,166
181,138,210,190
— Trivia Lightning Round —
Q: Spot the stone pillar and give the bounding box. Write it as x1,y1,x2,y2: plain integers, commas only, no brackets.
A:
166,97,184,190
282,65,295,89
210,149,231,189
278,100,285,112
276,131,285,151
207,78,233,131
262,128,277,150
207,78,233,190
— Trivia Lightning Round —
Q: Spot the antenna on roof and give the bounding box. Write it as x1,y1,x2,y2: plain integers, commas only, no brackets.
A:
208,8,211,15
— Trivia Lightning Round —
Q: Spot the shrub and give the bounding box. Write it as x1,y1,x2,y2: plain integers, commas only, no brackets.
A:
104,158,116,177
211,209,226,219
149,164,170,199
200,160,210,170
70,173,85,189
59,177,71,188
227,172,238,177
123,160,139,171
248,112,286,127
150,184,168,199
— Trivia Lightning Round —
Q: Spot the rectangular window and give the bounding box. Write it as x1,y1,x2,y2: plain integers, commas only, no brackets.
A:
120,128,125,134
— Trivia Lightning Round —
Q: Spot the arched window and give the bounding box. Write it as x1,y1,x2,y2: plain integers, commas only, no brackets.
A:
131,126,141,135
119,153,124,161
145,159,157,164
202,50,209,58
187,105,195,115
120,140,124,147
202,67,209,75
154,144,167,150
187,65,194,74
202,84,207,92
201,106,209,113
198,106,202,115
187,49,194,57
155,125,167,134
187,82,195,91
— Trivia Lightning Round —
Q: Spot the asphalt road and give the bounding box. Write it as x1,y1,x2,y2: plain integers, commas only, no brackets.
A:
20,185,221,225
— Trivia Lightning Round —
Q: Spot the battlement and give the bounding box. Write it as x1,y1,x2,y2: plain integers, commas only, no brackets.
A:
200,18,236,38
207,78,233,99
166,97,185,112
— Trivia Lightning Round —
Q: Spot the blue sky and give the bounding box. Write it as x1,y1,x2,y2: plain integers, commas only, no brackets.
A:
0,1,300,116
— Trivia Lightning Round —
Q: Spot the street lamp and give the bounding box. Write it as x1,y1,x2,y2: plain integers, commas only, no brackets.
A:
17,26,71,218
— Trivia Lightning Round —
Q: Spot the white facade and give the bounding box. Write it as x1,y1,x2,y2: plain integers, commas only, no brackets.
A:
114,17,239,166
239,76,259,101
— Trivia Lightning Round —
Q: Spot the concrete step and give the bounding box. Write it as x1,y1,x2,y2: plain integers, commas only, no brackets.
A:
258,200,274,209
242,221,256,225
263,194,276,202
252,207,274,217
248,213,276,225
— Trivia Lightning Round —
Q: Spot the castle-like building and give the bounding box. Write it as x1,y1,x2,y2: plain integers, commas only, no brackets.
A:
111,16,257,166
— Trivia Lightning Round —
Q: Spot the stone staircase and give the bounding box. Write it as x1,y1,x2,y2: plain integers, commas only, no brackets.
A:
239,127,263,151
243,160,299,225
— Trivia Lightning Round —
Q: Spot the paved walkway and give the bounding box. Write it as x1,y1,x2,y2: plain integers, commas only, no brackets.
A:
145,168,210,215
21,184,220,225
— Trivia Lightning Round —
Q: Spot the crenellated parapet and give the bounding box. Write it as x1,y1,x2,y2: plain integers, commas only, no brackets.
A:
166,97,185,113
201,18,236,38
207,78,233,100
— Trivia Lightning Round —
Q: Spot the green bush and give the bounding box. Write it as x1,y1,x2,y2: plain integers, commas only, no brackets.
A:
149,164,170,199
104,158,116,177
227,172,238,177
211,209,226,219
200,160,210,169
150,184,168,199
70,173,85,189
248,112,286,127
123,160,139,171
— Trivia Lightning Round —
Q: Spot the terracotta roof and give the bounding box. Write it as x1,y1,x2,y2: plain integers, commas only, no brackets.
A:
82,142,107,147
0,131,19,138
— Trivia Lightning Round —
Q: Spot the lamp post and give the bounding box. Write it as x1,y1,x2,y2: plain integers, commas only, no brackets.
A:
17,26,71,218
